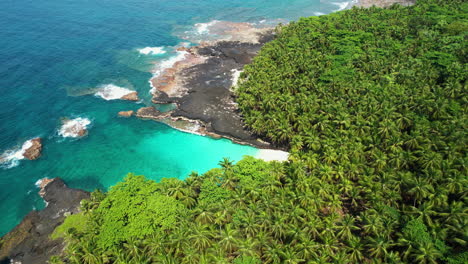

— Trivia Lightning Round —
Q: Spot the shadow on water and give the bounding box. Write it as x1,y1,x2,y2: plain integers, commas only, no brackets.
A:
64,176,106,193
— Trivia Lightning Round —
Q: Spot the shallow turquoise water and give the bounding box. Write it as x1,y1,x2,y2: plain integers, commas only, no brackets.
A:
0,0,348,235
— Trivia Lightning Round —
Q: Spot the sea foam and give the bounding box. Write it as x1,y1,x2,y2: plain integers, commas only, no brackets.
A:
149,50,189,94
95,84,135,100
0,139,34,169
138,46,166,55
331,1,351,11
35,179,44,187
194,20,219,34
58,118,91,138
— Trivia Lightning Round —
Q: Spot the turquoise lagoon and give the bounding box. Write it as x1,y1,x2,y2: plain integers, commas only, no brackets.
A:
0,0,350,235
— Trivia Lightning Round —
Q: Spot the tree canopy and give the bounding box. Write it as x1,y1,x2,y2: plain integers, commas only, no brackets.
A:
52,0,466,263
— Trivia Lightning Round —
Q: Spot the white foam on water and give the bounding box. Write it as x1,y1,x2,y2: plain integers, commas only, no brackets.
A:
35,179,43,187
138,46,166,55
95,84,135,100
58,117,91,138
0,139,34,169
331,1,351,11
194,20,219,34
314,11,326,16
255,149,289,162
149,50,189,94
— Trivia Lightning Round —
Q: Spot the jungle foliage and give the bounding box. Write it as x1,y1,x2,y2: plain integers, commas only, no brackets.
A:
53,0,466,263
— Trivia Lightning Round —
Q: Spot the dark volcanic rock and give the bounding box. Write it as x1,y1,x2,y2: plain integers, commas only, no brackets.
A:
0,178,90,264
152,33,274,148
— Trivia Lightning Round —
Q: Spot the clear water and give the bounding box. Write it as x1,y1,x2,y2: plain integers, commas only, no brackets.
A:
0,0,348,236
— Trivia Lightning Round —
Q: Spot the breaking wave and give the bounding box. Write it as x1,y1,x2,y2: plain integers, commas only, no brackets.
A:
0,139,34,169
58,117,91,138
138,46,166,55
95,84,135,100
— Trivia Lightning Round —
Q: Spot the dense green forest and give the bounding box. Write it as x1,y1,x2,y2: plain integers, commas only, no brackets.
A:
52,0,466,263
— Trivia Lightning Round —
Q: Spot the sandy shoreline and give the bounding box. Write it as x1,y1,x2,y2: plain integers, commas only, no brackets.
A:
255,149,289,162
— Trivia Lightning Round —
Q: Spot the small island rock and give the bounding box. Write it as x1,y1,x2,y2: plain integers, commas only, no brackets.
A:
118,110,134,117
23,138,42,160
136,106,162,120
121,91,139,101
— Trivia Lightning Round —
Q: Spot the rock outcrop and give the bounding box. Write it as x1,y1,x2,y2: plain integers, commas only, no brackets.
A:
150,33,275,148
118,110,134,117
121,91,139,101
23,138,42,160
136,106,165,120
0,178,89,264
356,0,416,8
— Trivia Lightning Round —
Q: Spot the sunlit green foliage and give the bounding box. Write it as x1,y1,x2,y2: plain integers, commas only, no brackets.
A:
50,212,88,240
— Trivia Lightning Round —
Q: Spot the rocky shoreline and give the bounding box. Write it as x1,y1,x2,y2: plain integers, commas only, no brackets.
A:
355,0,415,8
138,0,416,148
1,1,418,262
0,178,89,264
142,23,276,148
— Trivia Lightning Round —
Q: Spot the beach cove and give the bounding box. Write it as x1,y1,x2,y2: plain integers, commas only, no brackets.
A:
0,0,354,237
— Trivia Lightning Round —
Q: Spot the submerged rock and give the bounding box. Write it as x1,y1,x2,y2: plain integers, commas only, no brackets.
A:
118,110,134,117
0,178,89,264
23,138,42,160
58,117,90,138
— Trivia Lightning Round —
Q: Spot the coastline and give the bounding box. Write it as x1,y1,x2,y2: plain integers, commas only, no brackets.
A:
0,0,423,260
137,0,417,148
353,0,416,8
0,178,89,264
136,22,277,149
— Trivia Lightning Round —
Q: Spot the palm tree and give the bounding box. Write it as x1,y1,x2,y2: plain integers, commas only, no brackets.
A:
336,215,359,240
366,235,394,259
217,225,240,253
405,177,434,206
410,242,442,264
189,224,213,251
280,246,305,264
346,236,364,263
218,158,234,171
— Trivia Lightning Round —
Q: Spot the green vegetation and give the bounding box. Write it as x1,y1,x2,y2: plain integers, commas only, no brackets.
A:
53,0,466,263
50,213,88,240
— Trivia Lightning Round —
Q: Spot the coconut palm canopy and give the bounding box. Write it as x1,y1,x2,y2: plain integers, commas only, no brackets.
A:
51,0,466,263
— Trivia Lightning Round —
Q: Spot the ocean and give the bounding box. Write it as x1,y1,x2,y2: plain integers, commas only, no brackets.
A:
0,0,350,236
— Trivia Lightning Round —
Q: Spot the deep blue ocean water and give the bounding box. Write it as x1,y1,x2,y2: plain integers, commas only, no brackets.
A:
0,0,349,236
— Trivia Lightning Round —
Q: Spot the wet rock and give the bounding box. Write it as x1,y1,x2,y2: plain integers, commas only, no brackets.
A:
136,107,164,120
0,178,90,264
118,110,134,117
150,34,274,148
176,46,189,52
121,91,139,101
23,138,42,160
37,178,54,198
